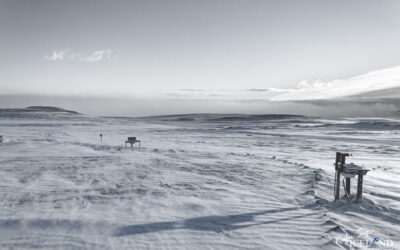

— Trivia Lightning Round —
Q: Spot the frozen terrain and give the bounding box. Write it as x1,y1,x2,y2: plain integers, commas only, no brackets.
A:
0,107,399,249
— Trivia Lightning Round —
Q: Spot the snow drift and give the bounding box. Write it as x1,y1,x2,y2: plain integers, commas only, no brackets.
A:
0,110,399,249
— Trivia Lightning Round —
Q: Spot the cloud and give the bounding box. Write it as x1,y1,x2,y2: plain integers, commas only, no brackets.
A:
172,66,400,104
270,66,400,101
246,88,269,92
83,49,113,62
246,88,293,93
43,50,68,61
43,49,115,62
179,89,206,92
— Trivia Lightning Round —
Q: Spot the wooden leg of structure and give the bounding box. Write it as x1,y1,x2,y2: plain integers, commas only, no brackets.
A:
346,178,351,197
335,171,341,200
356,172,363,203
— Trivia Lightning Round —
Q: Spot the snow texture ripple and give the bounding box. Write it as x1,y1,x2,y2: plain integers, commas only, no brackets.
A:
0,111,399,249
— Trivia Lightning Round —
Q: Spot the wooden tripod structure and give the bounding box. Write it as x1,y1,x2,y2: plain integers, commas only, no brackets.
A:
334,152,369,202
125,137,141,149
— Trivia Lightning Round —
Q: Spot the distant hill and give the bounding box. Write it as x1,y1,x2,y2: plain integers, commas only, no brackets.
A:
25,106,80,114
0,106,80,114
137,113,306,122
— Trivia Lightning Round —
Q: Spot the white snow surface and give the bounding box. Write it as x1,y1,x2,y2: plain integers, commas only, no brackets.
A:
0,111,399,249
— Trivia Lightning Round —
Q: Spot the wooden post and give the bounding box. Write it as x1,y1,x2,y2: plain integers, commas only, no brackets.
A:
356,171,363,203
339,154,347,199
346,178,351,196
334,152,349,200
334,152,341,200
341,154,346,170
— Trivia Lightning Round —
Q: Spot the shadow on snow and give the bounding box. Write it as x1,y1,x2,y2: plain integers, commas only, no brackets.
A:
113,205,320,237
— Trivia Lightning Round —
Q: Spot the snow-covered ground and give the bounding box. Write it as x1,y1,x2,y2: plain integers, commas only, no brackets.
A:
0,109,399,249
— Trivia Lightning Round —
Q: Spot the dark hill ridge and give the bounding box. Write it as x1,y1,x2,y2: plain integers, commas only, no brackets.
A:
0,106,80,114
25,106,79,114
138,113,306,122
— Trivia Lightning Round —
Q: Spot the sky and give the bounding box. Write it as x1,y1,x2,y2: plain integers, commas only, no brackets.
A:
1,0,400,116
